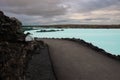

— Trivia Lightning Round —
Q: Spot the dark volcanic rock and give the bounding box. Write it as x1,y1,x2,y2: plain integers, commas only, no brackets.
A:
0,41,45,80
0,11,4,17
0,11,48,80
0,11,24,42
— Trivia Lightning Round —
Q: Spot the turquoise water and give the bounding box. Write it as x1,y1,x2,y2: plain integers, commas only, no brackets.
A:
25,28,120,55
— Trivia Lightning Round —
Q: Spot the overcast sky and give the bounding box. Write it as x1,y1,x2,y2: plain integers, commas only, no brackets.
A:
0,0,120,25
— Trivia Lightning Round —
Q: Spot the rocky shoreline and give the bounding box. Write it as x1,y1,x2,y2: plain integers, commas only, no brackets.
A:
62,38,120,61
38,38,120,61
35,37,120,63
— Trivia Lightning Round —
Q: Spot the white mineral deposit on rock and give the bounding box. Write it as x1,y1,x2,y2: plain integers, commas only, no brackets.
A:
25,34,34,41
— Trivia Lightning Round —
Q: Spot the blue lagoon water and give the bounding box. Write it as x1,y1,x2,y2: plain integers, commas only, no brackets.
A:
25,28,120,55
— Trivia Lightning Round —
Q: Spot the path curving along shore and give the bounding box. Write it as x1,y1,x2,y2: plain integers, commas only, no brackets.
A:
41,39,120,80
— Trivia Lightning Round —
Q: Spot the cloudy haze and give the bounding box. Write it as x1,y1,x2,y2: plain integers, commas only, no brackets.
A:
0,0,120,25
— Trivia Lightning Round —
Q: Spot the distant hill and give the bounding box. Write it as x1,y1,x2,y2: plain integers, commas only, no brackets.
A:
22,24,120,28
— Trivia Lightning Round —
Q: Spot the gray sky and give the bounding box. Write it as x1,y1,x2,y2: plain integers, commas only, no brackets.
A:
0,0,120,25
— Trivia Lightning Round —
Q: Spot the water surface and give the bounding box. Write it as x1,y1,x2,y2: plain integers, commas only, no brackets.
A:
25,28,120,55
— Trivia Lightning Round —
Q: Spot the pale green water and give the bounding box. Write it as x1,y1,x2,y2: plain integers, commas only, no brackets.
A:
25,28,120,55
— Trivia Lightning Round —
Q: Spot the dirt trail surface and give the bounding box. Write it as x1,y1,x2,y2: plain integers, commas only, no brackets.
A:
41,39,120,80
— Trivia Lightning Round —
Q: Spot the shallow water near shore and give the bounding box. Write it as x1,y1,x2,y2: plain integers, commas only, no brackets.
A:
25,28,120,55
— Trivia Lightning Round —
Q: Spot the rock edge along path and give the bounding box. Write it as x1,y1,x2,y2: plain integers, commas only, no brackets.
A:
41,39,120,80
26,44,56,80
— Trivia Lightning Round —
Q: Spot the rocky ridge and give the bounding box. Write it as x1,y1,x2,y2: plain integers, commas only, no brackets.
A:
0,11,44,80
